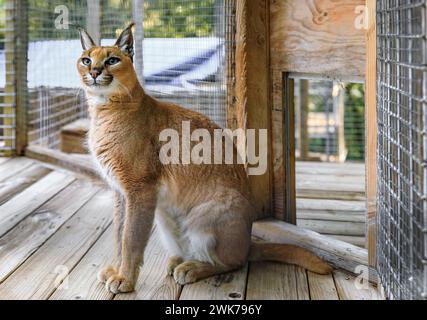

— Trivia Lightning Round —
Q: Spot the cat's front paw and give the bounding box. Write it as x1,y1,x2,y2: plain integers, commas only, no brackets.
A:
97,265,118,284
105,274,135,294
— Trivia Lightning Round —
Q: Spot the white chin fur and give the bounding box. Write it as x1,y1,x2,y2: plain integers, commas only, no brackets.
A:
84,79,119,106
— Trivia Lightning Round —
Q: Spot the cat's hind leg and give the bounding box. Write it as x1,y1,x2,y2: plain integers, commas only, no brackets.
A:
173,260,236,285
167,256,184,276
171,196,252,285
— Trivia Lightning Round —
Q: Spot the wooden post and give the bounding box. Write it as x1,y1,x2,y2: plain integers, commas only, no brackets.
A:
333,82,347,162
3,0,16,156
225,0,237,130
299,79,309,160
283,74,296,224
87,0,101,45
365,0,377,267
3,0,28,156
235,0,272,219
14,0,28,155
132,0,144,85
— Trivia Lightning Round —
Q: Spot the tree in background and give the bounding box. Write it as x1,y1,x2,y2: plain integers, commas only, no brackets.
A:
26,0,218,41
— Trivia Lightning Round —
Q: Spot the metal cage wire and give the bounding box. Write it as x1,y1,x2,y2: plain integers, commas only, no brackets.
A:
0,0,16,155
376,0,427,299
23,0,233,150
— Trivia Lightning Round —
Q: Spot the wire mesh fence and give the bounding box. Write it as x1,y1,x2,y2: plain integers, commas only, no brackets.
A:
0,0,16,155
293,79,365,163
377,0,427,300
21,0,230,151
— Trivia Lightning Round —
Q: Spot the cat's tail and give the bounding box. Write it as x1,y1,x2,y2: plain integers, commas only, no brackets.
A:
248,241,332,275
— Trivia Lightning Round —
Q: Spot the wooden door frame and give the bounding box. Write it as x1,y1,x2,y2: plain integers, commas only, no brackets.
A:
365,0,377,268
234,0,272,219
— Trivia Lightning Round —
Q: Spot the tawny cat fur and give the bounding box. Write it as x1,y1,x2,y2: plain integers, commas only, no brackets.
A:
77,24,331,294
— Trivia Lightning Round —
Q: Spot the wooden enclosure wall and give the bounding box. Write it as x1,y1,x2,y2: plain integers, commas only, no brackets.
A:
270,0,367,220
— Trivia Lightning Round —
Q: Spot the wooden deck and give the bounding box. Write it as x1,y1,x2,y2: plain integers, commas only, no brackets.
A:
296,161,366,247
0,157,381,300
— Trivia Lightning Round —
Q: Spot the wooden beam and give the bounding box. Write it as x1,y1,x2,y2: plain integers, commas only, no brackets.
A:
365,0,377,267
253,219,378,282
3,0,16,156
235,0,272,219
14,0,29,155
299,79,309,160
282,74,296,223
26,145,99,179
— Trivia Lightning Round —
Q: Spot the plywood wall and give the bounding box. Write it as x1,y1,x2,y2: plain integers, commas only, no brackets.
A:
270,0,366,78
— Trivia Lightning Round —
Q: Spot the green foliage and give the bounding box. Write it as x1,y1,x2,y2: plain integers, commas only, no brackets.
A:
26,0,217,41
28,0,87,41
0,0,5,50
344,83,365,161
143,0,216,38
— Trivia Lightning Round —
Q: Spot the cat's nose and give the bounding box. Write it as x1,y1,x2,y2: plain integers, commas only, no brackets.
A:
90,68,102,79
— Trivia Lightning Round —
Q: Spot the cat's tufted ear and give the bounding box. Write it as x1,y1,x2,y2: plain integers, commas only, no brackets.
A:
115,23,135,60
78,27,96,51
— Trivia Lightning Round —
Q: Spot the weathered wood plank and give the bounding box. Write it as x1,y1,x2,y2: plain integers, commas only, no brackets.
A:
296,161,365,176
0,157,34,182
297,173,365,187
246,262,298,300
297,179,365,194
270,0,366,78
0,164,51,205
60,118,90,154
0,191,112,299
297,189,365,201
115,228,181,300
49,225,114,300
330,235,366,247
0,158,11,165
26,145,99,179
0,171,75,237
253,219,371,277
0,179,99,282
307,271,339,300
295,266,310,300
180,264,248,300
333,270,382,300
297,219,365,236
297,198,366,213
298,210,365,223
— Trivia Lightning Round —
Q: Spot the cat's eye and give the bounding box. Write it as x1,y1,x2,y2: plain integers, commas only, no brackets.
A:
81,58,91,66
105,57,121,66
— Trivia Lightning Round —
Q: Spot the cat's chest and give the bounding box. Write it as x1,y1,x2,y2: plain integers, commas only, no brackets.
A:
88,125,124,191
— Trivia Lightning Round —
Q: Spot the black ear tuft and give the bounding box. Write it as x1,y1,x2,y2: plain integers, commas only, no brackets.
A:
115,23,135,60
78,27,96,51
